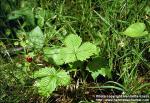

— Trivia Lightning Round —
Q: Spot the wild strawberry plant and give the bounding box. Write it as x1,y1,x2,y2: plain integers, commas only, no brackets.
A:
33,67,70,96
44,34,98,65
11,21,150,97
1,1,150,102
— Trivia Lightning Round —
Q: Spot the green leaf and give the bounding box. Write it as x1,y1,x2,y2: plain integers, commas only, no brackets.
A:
123,23,148,37
90,70,101,80
44,47,64,65
33,67,71,96
61,34,97,63
56,70,71,86
64,34,82,49
44,34,98,65
87,57,112,80
95,68,108,77
77,42,97,61
28,26,45,49
33,67,56,78
34,76,57,96
61,47,76,63
89,67,111,80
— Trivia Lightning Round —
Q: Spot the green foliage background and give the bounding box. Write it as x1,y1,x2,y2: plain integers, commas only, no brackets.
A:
0,0,150,102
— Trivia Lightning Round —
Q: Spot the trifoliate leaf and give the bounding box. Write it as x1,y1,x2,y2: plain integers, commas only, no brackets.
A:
33,67,71,96
33,67,56,78
123,23,148,37
61,34,97,63
28,26,45,49
56,70,71,86
43,34,98,65
34,76,57,96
